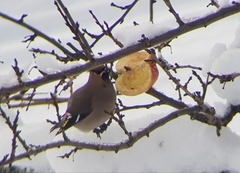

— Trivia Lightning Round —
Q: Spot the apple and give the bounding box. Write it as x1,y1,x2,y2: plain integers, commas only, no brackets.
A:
115,51,159,96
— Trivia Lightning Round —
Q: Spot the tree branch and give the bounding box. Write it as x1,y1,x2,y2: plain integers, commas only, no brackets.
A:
0,107,30,159
89,0,139,48
0,4,239,100
163,0,184,26
0,106,198,166
55,0,93,61
0,12,76,59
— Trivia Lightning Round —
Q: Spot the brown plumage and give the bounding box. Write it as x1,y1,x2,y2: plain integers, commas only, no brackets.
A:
50,65,116,135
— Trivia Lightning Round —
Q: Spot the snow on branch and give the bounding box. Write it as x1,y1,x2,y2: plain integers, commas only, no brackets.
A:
0,3,239,100
0,106,199,166
0,0,240,168
1,102,239,166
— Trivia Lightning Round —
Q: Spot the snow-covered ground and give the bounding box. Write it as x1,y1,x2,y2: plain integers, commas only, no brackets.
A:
1,0,240,172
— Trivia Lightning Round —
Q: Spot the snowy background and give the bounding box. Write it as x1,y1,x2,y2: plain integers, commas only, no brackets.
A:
1,0,240,172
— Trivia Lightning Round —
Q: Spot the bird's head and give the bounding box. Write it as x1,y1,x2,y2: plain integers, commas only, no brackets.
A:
90,65,110,81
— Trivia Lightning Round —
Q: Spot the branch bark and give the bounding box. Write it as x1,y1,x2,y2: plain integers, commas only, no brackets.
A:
0,4,239,99
0,106,198,166
1,1,240,168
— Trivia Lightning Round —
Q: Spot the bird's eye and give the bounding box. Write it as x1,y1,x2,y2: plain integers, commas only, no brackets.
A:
101,71,109,81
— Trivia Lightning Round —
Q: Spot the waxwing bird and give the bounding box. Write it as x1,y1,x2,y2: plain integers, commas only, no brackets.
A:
50,65,116,135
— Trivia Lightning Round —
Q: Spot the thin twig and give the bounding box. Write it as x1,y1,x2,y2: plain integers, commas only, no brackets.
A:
11,59,24,84
0,12,75,59
0,107,30,158
30,48,77,63
155,40,173,53
89,0,139,47
149,0,156,23
9,111,20,167
0,5,240,99
58,147,79,159
0,106,200,166
207,0,220,8
201,74,210,101
156,55,203,105
55,0,93,61
25,88,36,111
163,0,184,26
111,2,131,10
117,101,164,112
50,92,69,141
174,63,202,71
88,11,123,48
112,112,132,140
1,101,240,166
93,118,113,139
104,21,124,48
208,72,240,89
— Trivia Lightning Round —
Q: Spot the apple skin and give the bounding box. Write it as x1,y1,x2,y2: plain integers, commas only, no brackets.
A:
115,51,159,96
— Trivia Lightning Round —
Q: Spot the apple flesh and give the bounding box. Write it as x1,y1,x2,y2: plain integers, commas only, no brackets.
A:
115,51,159,96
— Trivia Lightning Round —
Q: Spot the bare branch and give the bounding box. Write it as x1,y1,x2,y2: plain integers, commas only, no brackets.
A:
208,72,240,89
9,111,20,167
149,0,156,23
90,0,139,47
1,0,240,168
11,59,24,84
110,106,132,140
0,5,239,99
117,99,164,112
111,2,131,10
207,0,220,8
174,63,202,71
0,107,30,161
88,10,123,48
163,0,184,26
25,88,36,111
104,21,124,48
1,100,240,166
0,106,199,166
30,48,75,63
156,54,203,105
22,33,37,48
50,92,69,141
4,89,67,108
55,0,93,61
58,147,79,159
18,14,28,23
93,118,113,139
0,12,76,59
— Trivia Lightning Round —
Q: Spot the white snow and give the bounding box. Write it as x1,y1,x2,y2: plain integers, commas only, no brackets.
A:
1,0,240,172
113,22,170,47
229,23,240,48
210,48,240,105
33,54,80,75
203,23,240,105
47,114,240,172
202,43,227,76
0,61,31,88
219,0,231,8
0,106,55,172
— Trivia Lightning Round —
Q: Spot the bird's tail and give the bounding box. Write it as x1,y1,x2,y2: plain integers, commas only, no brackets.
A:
49,113,70,135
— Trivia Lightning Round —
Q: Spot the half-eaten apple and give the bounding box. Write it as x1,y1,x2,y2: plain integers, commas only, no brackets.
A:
115,51,159,96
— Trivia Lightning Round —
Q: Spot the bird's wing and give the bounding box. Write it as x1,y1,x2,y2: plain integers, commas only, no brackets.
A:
50,111,91,135
50,86,94,135
66,86,93,115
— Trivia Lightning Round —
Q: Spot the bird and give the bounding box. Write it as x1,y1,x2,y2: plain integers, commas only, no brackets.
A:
50,65,116,135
